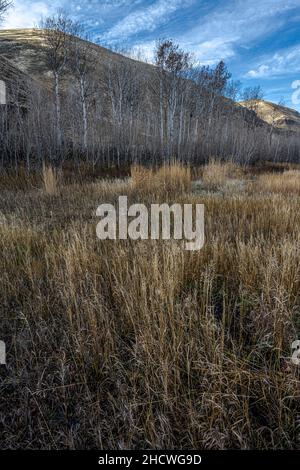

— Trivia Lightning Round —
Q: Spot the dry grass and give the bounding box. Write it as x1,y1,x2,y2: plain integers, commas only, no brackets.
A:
0,167,299,450
202,160,243,190
131,162,191,194
257,170,300,194
42,164,60,195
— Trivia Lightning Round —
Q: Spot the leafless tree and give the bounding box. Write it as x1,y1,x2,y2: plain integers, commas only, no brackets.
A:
225,80,242,101
104,58,143,164
40,12,79,147
0,0,11,22
69,34,98,150
242,86,264,110
155,39,192,159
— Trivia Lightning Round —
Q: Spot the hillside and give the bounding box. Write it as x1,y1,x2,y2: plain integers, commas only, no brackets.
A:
240,99,300,134
0,28,263,124
0,28,152,91
1,29,297,136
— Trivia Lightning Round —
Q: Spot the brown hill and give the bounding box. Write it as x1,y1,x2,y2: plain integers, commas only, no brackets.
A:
0,28,152,90
240,99,300,134
0,29,260,110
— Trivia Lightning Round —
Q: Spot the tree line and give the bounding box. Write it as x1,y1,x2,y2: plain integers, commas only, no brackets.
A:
0,10,300,171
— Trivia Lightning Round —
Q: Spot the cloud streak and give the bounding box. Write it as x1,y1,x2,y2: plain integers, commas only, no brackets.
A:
176,0,300,63
246,44,300,78
126,0,300,65
3,0,65,28
100,0,193,42
4,1,47,28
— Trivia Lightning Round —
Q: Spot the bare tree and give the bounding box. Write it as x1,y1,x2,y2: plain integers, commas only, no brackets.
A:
241,85,264,130
69,34,98,150
40,12,79,147
0,0,11,23
104,57,142,164
2,20,300,170
155,39,192,159
225,80,242,101
242,86,264,110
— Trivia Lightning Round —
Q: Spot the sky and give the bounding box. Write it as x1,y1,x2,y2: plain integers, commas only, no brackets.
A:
2,0,300,110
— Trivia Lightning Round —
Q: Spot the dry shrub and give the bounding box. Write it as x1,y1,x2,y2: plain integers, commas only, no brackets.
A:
257,169,300,194
42,164,60,195
202,160,243,190
131,162,191,194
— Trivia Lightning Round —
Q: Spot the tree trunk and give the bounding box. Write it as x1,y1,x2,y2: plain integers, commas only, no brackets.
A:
54,72,61,147
80,77,88,150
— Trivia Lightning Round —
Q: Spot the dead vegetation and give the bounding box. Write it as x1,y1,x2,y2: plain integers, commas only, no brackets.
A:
131,162,191,194
42,164,60,195
0,163,299,449
201,159,244,190
256,169,300,195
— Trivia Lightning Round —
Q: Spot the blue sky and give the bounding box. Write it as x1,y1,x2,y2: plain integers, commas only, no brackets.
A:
3,0,300,110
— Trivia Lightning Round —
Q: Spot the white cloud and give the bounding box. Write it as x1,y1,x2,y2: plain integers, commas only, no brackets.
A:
246,45,300,78
3,0,63,28
129,0,300,65
126,0,300,66
177,0,300,64
186,39,235,66
247,65,271,78
101,0,193,42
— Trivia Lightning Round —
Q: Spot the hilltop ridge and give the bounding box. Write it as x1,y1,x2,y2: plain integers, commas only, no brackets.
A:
0,28,152,87
240,99,300,134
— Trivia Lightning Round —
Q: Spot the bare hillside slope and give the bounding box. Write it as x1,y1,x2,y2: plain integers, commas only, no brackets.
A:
240,99,300,134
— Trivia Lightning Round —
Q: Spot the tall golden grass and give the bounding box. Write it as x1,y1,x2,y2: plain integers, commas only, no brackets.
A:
0,167,299,449
202,159,243,190
257,169,300,194
42,164,60,195
131,162,191,194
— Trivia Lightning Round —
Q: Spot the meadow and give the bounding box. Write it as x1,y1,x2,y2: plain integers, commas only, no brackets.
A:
0,162,299,449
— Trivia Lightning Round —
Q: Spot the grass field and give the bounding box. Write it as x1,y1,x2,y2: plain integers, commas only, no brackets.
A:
0,162,299,449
